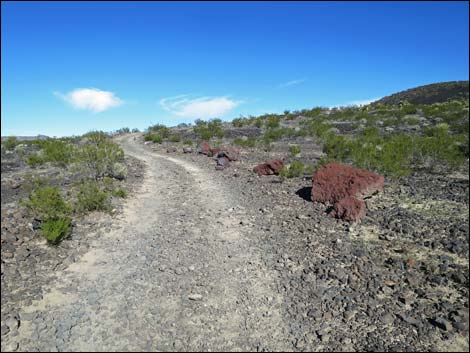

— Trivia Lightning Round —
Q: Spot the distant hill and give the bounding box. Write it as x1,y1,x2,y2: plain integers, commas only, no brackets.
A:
1,135,49,141
372,81,469,106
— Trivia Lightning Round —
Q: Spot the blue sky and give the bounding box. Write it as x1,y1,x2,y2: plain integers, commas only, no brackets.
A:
2,1,469,137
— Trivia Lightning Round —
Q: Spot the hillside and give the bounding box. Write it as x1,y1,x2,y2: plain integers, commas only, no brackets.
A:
372,81,469,106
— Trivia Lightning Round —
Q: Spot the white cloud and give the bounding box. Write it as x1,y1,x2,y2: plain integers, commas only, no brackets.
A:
160,95,241,119
345,97,381,107
277,79,306,88
55,88,123,112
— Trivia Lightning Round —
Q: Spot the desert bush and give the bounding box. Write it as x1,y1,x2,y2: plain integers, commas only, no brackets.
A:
232,117,247,127
110,162,128,180
112,188,128,198
3,136,18,151
416,124,467,168
265,116,281,129
148,124,170,138
279,161,305,180
40,139,75,167
193,119,225,140
254,118,263,128
40,217,72,244
76,180,111,212
183,139,193,146
169,133,182,142
26,153,46,167
288,144,301,156
82,131,110,144
233,137,257,147
78,141,125,180
25,186,72,221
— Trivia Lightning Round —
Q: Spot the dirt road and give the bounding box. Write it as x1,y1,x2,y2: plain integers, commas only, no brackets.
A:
9,136,291,352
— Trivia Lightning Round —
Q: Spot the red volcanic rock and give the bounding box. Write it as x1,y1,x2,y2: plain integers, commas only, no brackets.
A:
311,163,384,222
253,159,284,176
330,196,366,222
267,160,284,174
311,163,384,204
198,141,211,155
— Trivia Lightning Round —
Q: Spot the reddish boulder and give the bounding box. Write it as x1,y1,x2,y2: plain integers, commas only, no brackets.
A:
198,141,211,155
311,163,384,222
311,163,384,204
330,196,366,222
253,159,284,176
208,147,222,157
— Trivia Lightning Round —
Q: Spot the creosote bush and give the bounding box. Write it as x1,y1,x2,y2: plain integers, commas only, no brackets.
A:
288,144,301,156
41,217,72,244
193,119,225,140
3,136,18,151
76,180,112,213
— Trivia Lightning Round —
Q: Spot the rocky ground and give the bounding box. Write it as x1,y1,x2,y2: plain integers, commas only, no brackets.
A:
1,132,469,352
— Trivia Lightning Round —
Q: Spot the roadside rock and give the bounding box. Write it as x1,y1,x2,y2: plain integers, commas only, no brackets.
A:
198,141,211,155
183,147,193,154
312,163,384,203
253,159,284,176
330,196,366,222
311,163,384,221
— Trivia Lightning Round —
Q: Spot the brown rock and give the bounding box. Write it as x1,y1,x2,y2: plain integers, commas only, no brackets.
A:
215,147,240,161
312,163,384,204
330,196,366,222
198,141,211,155
253,159,284,176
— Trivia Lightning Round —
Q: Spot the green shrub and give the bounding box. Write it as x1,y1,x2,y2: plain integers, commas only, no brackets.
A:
254,118,263,128
76,180,111,212
25,186,71,220
41,217,72,244
193,119,225,140
288,145,301,156
265,116,281,129
77,141,124,180
3,136,18,151
148,124,170,138
110,162,127,180
112,188,128,198
169,133,182,142
232,117,247,127
279,161,305,180
116,127,130,134
26,153,46,167
183,139,193,146
40,139,75,167
233,137,257,147
82,131,110,144
131,128,140,133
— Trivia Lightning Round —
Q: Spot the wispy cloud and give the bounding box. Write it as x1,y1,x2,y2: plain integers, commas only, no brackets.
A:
54,88,123,113
345,97,381,107
159,95,241,119
277,78,307,89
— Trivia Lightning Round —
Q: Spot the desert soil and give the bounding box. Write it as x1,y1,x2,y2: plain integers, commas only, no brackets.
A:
1,134,468,352
1,135,292,352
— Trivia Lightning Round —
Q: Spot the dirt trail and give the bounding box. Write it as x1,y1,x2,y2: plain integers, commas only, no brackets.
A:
11,135,291,352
